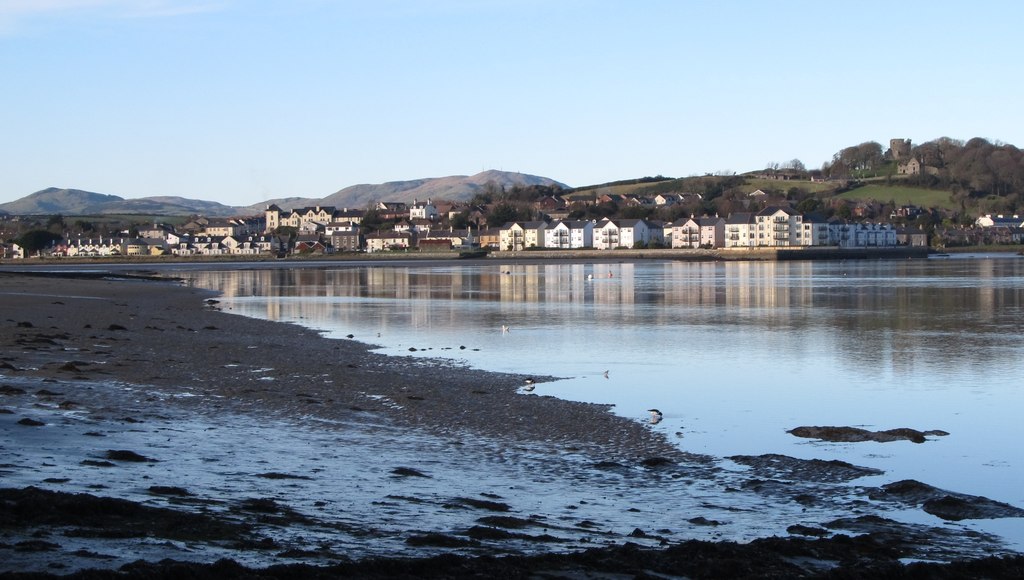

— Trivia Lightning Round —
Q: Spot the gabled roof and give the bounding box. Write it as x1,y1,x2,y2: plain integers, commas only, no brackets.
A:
501,221,547,229
802,212,828,223
366,231,412,240
616,218,648,228
564,220,593,228
726,212,754,225
671,217,699,227
756,206,797,217
296,206,337,214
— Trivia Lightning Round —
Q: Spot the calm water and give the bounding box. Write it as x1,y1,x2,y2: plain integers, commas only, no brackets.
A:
183,255,1024,546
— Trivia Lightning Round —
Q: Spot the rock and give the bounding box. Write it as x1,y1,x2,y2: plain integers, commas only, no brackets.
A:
405,533,478,548
391,467,430,478
451,497,511,512
105,450,157,462
787,524,830,537
640,456,674,468
463,525,516,540
107,324,127,331
148,486,192,497
729,454,883,483
239,498,281,513
788,425,948,444
255,472,313,480
17,417,45,426
871,479,1024,521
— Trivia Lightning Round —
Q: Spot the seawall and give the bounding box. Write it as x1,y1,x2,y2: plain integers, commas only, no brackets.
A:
487,246,930,262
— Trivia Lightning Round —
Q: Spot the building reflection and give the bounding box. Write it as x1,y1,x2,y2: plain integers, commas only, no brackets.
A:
182,259,1024,374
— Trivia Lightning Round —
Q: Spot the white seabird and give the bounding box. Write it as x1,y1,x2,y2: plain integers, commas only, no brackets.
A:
647,409,663,424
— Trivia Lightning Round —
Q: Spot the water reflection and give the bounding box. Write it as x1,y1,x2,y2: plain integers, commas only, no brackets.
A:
187,258,1024,378
183,257,1024,546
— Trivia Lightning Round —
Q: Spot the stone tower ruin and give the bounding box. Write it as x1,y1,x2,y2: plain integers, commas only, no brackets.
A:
889,138,912,161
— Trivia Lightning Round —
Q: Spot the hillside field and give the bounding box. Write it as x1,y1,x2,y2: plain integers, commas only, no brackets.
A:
837,184,955,210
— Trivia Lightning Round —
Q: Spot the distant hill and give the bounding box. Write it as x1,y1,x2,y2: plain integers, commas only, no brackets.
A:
318,170,568,209
244,196,320,213
0,188,247,217
2,172,568,218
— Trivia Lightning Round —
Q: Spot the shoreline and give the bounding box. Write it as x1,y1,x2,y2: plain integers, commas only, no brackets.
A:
0,243,955,268
2,269,1023,578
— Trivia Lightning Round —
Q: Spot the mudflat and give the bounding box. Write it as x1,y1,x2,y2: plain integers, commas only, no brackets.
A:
1,270,1022,578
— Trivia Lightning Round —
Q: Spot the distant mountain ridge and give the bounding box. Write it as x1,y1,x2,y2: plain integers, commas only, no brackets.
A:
251,170,568,212
0,188,246,217
1,171,569,217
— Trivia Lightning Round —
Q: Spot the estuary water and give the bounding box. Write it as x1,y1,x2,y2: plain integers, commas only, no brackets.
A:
183,254,1024,548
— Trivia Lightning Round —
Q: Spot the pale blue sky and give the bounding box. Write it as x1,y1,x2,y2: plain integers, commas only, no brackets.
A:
2,0,1021,207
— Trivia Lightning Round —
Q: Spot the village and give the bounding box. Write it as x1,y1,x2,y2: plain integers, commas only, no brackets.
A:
2,192,1023,260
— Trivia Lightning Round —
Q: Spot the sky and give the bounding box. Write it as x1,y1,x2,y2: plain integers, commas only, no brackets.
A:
2,0,1022,207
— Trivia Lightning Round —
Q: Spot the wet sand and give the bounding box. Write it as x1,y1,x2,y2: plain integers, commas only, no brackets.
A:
2,270,1023,578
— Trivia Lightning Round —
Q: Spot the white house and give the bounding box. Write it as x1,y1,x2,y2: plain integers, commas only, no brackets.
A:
592,219,653,249
724,213,756,248
544,220,594,249
699,216,725,248
619,219,653,248
799,214,832,246
671,217,701,249
409,199,439,221
975,214,1024,228
499,221,547,251
1,243,24,259
754,206,804,247
325,221,360,236
830,222,897,248
63,238,125,257
592,219,621,250
365,231,413,253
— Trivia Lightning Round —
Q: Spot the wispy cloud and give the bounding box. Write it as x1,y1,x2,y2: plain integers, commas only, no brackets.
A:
0,0,226,33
